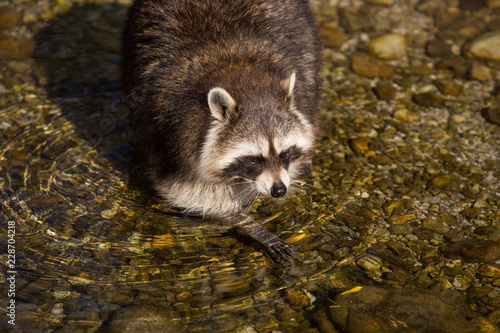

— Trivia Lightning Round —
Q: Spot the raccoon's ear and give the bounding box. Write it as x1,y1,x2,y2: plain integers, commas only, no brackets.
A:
281,72,296,97
207,87,238,122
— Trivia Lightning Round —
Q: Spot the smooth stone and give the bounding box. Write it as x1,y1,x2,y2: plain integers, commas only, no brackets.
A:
440,239,500,262
478,263,500,278
427,175,462,192
348,137,370,154
474,226,493,236
468,61,493,80
460,0,487,10
0,7,21,29
388,214,415,225
368,154,392,165
100,305,181,333
356,254,383,271
0,37,36,58
350,52,395,77
367,34,406,60
320,25,348,48
426,39,452,57
338,7,376,32
330,286,484,333
389,224,413,235
423,218,451,233
482,105,500,126
464,30,500,61
488,0,500,8
412,92,445,107
434,79,463,96
374,81,397,100
460,207,481,219
393,108,420,123
436,57,468,78
383,200,404,216
365,0,394,5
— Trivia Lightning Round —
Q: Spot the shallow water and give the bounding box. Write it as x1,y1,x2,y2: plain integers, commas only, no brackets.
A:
0,1,364,331
2,0,500,332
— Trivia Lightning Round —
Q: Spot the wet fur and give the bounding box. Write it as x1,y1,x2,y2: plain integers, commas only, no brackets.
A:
122,0,321,218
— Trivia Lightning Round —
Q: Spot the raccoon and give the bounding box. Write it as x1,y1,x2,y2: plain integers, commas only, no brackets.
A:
122,0,321,263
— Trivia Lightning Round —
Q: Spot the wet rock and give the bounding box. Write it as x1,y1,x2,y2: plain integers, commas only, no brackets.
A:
460,0,487,10
101,304,180,333
469,61,493,80
488,19,500,30
440,239,500,262
482,105,500,126
383,200,404,216
412,92,445,107
388,214,414,225
393,108,420,122
366,0,394,5
175,291,192,302
464,30,500,61
423,218,451,233
356,254,382,271
254,314,280,332
348,137,370,154
213,275,251,297
0,7,21,29
210,315,243,331
373,81,397,100
330,162,354,171
284,288,316,307
426,39,452,57
434,79,463,95
475,226,493,236
389,224,413,235
311,309,340,333
350,52,395,77
488,0,500,8
338,6,377,32
478,263,500,278
436,56,469,78
237,326,257,333
460,207,481,219
367,34,406,60
488,310,500,327
0,37,36,58
436,57,468,69
368,154,392,165
320,25,348,48
427,175,462,192
62,306,102,330
329,286,482,333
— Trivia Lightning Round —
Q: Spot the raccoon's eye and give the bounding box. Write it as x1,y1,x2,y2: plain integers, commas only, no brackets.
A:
280,151,290,160
248,156,262,165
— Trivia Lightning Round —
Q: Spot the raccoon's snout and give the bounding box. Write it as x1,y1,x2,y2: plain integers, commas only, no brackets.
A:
271,182,287,197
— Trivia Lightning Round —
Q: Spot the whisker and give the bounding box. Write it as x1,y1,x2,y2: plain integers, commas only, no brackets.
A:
230,180,255,186
246,190,260,207
241,187,257,203
291,180,311,188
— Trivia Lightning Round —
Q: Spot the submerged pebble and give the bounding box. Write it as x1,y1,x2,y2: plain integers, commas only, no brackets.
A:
464,30,500,61
440,240,500,262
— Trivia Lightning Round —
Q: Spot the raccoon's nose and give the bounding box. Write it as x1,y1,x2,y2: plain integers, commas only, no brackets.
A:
271,182,287,197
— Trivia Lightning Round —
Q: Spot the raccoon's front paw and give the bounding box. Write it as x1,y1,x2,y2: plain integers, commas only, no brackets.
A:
234,216,300,264
264,237,300,264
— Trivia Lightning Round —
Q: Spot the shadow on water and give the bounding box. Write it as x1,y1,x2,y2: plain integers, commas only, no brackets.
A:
0,2,367,332
33,2,132,174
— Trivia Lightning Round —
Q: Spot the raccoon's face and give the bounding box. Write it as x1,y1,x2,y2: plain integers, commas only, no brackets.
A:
199,72,315,200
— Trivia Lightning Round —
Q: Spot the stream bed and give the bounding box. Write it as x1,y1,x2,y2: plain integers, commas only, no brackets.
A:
1,0,500,332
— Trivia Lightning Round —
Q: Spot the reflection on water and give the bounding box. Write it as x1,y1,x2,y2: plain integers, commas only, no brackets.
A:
0,1,362,331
